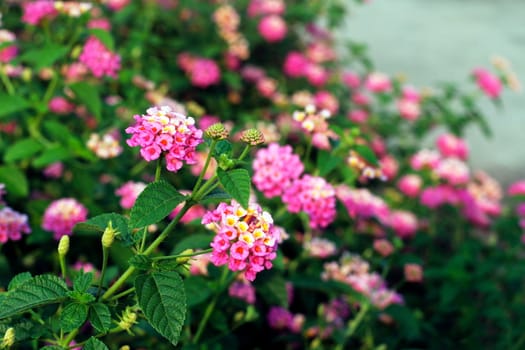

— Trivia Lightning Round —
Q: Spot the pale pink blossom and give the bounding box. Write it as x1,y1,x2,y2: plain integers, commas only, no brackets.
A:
115,181,146,209
397,174,423,197
42,198,88,240
365,72,392,93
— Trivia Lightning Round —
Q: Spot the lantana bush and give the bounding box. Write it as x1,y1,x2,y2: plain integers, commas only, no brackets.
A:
0,0,524,349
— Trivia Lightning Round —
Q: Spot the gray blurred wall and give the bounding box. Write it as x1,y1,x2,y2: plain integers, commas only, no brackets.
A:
339,0,525,186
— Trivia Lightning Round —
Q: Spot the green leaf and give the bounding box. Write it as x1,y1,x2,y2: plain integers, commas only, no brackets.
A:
73,213,131,245
73,272,93,293
317,150,344,177
184,276,211,308
88,28,115,51
354,144,379,166
89,303,112,333
84,337,109,350
43,121,75,145
200,187,231,203
0,94,29,119
4,138,43,162
253,270,288,308
69,82,102,120
32,146,71,168
40,346,64,350
129,181,186,229
128,255,153,270
0,165,29,198
60,302,88,332
0,274,69,319
217,168,250,208
213,140,233,157
135,272,186,346
385,304,420,340
7,272,33,291
18,43,69,70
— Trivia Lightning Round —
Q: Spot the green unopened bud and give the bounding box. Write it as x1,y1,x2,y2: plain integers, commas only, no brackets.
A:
118,307,138,332
205,123,229,140
1,327,15,348
240,128,264,146
102,221,117,248
119,346,131,350
176,249,194,265
58,235,70,257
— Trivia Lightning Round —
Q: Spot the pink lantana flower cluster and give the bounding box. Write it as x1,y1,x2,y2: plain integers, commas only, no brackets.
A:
42,198,88,240
336,185,390,222
0,207,31,244
115,181,146,209
229,278,256,304
125,106,203,172
292,104,338,150
202,200,279,281
322,253,403,310
79,36,121,78
283,175,337,229
472,67,502,99
21,0,57,25
86,131,123,159
177,53,221,88
0,30,18,63
252,143,304,198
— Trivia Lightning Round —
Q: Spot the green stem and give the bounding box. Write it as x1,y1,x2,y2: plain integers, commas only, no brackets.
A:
61,329,78,348
59,255,67,280
138,226,148,253
97,248,109,298
335,303,370,350
0,65,15,95
193,268,229,344
152,248,213,261
193,140,217,193
155,157,162,181
101,202,194,301
191,174,218,201
108,287,136,302
238,145,251,162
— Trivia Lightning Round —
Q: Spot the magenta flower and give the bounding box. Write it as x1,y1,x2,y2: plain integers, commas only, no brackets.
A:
22,1,57,25
190,58,221,88
229,280,256,304
508,180,525,196
283,51,308,78
397,98,420,121
252,143,304,198
436,133,469,160
48,96,74,115
342,71,361,89
42,198,88,240
267,306,293,330
336,185,390,222
202,200,279,281
387,210,418,238
283,175,336,229
258,15,287,42
79,36,121,78
0,30,18,63
473,67,502,99
364,72,392,93
0,207,31,243
125,106,203,172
